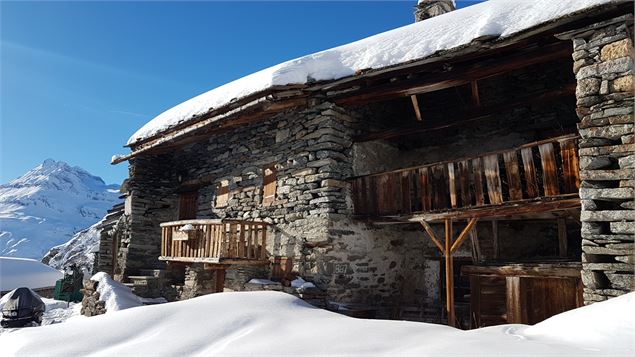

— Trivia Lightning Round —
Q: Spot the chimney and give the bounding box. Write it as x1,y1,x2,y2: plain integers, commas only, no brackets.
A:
414,0,455,22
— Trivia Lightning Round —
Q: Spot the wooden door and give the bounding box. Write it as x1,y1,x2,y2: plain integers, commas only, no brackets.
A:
178,191,198,220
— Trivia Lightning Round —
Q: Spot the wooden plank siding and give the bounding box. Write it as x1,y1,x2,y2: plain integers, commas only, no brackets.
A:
351,135,580,219
159,219,269,264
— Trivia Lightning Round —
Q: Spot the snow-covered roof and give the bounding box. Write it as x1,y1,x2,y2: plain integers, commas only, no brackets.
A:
127,0,616,146
0,257,63,292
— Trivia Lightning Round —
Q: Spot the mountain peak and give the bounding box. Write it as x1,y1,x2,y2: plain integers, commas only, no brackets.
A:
0,161,122,259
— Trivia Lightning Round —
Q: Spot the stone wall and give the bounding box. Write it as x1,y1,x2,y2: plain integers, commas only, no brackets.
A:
566,15,635,304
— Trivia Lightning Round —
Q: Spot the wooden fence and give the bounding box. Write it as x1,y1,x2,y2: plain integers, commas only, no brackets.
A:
351,135,580,217
160,219,268,263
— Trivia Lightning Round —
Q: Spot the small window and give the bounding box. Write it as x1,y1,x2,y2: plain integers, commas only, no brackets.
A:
215,180,229,208
262,165,277,206
178,190,198,220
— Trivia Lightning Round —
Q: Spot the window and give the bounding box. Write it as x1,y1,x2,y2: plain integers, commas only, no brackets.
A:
215,180,229,208
262,165,277,206
178,190,198,220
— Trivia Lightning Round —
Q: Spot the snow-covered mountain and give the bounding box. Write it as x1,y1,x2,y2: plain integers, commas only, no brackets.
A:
0,159,121,259
42,220,102,271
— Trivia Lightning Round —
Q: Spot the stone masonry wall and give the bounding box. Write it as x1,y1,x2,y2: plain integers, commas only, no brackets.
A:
568,15,635,304
121,102,443,310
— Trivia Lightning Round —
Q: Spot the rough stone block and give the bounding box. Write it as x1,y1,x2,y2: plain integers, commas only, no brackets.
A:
580,210,635,222
611,221,635,234
598,57,634,76
579,156,612,170
583,245,635,255
578,124,633,140
576,77,601,97
611,74,635,92
580,169,635,181
605,273,635,290
600,38,633,61
618,155,635,169
580,187,634,200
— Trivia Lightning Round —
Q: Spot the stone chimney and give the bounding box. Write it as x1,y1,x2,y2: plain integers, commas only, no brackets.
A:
414,0,455,22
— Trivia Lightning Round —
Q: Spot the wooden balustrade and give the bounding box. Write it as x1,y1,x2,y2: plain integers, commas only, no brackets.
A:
351,135,580,219
159,219,268,264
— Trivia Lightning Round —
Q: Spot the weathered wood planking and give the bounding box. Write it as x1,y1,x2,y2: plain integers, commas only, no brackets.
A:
458,160,471,207
349,135,579,219
483,154,503,204
538,143,560,196
471,158,485,206
559,138,580,193
420,167,432,211
503,151,523,201
448,163,458,208
520,147,539,198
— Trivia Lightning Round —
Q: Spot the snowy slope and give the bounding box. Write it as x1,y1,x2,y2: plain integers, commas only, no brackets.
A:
127,0,617,145
1,291,633,356
42,220,102,272
0,159,121,259
0,257,63,291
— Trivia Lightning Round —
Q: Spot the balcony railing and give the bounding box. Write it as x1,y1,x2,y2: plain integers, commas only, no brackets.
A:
351,134,580,219
159,219,268,264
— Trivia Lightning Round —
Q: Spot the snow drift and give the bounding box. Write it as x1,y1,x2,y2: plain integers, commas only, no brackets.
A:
90,272,142,312
0,257,63,292
1,290,633,356
127,0,617,145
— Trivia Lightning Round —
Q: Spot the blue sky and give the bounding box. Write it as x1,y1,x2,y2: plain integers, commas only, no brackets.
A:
1,1,480,185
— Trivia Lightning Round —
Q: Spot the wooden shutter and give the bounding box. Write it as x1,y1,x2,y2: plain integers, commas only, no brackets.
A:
215,180,229,208
262,165,277,206
178,191,198,220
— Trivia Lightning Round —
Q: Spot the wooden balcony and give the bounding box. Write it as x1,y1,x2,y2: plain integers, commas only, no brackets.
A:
351,134,581,222
159,219,269,264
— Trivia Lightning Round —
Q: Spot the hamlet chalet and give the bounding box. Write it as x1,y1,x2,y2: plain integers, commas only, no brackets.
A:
104,0,634,328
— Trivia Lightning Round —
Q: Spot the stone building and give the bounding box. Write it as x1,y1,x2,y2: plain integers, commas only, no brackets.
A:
106,1,634,328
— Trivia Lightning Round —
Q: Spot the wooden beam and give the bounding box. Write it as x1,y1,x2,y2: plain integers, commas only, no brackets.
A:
450,218,479,253
558,218,568,257
469,225,481,263
492,220,499,260
462,262,582,278
333,41,571,106
404,196,580,224
421,221,444,253
352,84,575,142
411,95,422,121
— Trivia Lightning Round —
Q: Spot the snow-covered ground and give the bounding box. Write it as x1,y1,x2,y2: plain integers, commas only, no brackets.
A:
0,257,63,292
0,159,120,259
1,289,633,356
127,0,616,145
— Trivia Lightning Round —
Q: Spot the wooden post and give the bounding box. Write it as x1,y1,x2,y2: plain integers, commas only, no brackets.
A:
445,218,455,327
505,276,523,323
215,268,226,293
558,218,568,257
492,220,499,260
471,80,480,106
411,95,422,121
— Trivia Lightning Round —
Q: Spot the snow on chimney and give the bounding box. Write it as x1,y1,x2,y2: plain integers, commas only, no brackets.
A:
414,0,455,22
